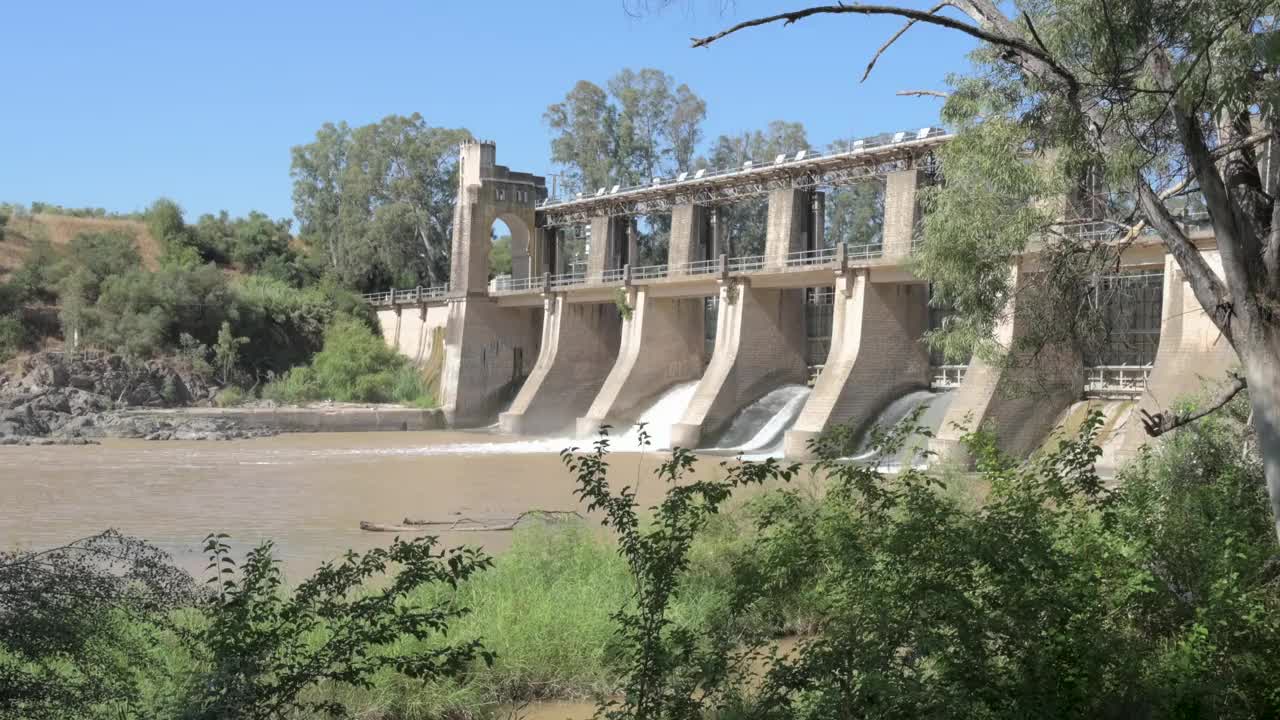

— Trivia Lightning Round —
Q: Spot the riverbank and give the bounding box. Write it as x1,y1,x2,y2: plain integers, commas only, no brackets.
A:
0,352,443,442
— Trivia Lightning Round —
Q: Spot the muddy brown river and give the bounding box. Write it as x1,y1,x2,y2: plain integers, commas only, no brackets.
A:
0,429,733,578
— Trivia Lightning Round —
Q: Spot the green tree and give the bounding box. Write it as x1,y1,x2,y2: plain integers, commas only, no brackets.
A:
702,121,810,256
291,114,470,290
545,69,707,194
692,1,1280,540
489,233,512,277
213,320,249,384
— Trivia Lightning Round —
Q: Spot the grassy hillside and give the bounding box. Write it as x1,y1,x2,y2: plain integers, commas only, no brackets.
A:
1,213,162,280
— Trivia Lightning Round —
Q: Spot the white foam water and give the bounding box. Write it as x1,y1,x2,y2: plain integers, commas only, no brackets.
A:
614,381,700,450
850,389,954,464
708,385,812,458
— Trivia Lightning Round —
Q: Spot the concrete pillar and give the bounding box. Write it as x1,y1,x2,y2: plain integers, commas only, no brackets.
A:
440,298,543,427
498,298,622,435
534,226,556,277
711,207,727,258
669,281,808,448
577,288,705,436
783,272,930,459
812,191,826,249
587,216,629,275
1113,250,1237,464
883,169,923,258
587,217,610,277
930,262,1083,461
669,204,708,272
765,188,808,266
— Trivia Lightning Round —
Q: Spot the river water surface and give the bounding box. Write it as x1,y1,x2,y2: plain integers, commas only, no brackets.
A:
0,430,729,579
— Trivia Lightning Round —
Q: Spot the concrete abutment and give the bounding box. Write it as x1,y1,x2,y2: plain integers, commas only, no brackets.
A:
498,297,622,435
440,297,541,428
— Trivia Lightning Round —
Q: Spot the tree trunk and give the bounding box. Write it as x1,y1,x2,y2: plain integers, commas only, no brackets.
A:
1240,333,1280,542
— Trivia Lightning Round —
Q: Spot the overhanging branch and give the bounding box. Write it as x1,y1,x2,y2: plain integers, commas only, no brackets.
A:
690,4,1080,95
1141,371,1247,437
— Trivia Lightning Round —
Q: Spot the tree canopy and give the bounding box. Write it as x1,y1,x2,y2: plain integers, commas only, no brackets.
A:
690,0,1280,539
291,114,470,291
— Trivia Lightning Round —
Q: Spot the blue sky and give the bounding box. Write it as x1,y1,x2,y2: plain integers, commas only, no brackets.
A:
0,1,977,223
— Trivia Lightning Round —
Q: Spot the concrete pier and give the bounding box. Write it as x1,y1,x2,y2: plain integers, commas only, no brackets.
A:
1113,249,1237,464
783,271,929,459
577,287,705,436
669,282,807,448
931,263,1083,461
498,297,622,435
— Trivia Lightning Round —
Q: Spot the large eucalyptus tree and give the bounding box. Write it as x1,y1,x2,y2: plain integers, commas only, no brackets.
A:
690,1,1280,538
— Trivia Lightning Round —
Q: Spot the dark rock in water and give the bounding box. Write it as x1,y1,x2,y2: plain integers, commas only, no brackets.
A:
0,352,271,443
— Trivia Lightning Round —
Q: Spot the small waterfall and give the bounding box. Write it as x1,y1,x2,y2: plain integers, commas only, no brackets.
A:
614,382,699,450
709,385,812,457
851,389,955,466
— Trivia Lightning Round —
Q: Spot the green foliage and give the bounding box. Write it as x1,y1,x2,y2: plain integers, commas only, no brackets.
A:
546,69,706,193
0,315,25,363
181,533,493,720
562,427,799,720
291,114,470,289
87,263,232,359
212,321,248,384
0,530,195,720
701,121,809,256
489,234,512,277
7,238,60,304
263,315,434,406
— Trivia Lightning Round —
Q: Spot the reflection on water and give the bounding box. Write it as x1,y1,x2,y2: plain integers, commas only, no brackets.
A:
0,430,718,579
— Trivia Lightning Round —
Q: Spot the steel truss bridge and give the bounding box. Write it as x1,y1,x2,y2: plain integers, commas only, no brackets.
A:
536,127,950,226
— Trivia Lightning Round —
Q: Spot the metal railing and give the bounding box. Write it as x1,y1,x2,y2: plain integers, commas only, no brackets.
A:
931,365,968,389
848,241,884,260
492,276,537,294
539,126,949,206
728,255,766,273
786,247,838,268
360,284,450,305
631,263,668,280
671,258,720,276
1084,365,1151,397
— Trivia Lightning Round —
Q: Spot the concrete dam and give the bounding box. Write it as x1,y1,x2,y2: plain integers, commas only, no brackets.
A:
369,132,1234,467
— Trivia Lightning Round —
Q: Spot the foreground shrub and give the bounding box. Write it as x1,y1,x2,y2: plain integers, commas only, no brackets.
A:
263,315,434,406
0,531,195,720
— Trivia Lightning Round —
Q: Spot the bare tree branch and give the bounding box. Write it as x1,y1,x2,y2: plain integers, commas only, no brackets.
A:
862,2,953,82
690,4,1081,97
1141,371,1247,437
1137,180,1235,346
897,89,950,98
1149,48,1257,297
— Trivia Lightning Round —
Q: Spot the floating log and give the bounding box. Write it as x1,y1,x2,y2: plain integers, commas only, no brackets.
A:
361,510,585,533
358,521,423,533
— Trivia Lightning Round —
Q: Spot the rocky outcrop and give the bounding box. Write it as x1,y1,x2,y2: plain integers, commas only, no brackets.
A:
0,352,269,442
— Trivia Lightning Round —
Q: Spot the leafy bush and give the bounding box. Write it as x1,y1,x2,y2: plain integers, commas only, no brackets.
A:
263,315,434,406
0,315,24,363
0,531,195,720
177,534,493,720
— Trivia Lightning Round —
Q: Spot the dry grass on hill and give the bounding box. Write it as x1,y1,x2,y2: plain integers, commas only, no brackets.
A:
1,214,162,280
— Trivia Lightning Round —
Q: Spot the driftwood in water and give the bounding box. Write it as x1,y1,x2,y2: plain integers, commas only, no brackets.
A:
358,521,421,533
359,510,584,533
